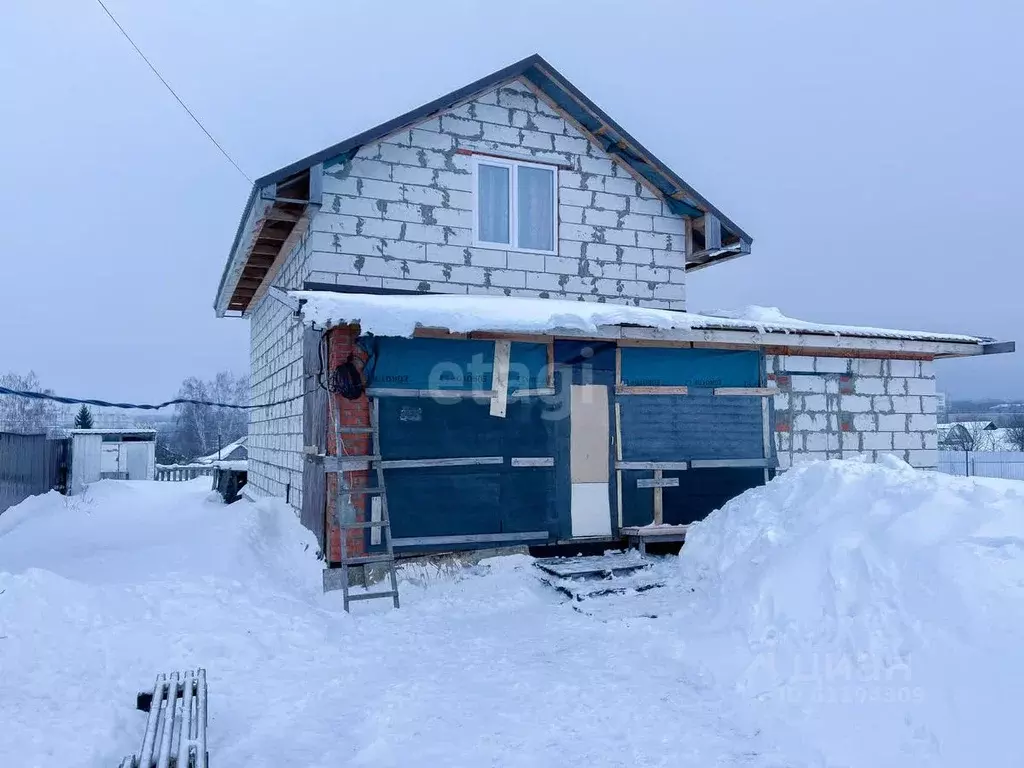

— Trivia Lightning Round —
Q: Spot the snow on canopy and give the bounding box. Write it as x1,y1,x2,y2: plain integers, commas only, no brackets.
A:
290,291,987,344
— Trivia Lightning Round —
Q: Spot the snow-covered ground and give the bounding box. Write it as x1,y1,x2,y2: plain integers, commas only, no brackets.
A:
2,460,1024,766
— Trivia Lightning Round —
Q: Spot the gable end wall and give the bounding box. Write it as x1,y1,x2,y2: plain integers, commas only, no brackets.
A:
306,78,690,308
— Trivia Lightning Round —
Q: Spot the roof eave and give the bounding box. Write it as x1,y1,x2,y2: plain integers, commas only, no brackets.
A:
521,56,752,246
213,184,263,317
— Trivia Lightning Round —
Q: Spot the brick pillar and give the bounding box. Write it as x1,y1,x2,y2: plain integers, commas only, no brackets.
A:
325,325,371,564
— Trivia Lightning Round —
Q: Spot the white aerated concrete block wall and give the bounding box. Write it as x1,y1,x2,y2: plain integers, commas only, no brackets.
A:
246,239,309,510
769,355,938,470
307,78,690,309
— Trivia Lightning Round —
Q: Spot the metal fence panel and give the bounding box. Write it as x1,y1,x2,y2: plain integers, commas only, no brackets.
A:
937,450,1024,481
0,433,67,513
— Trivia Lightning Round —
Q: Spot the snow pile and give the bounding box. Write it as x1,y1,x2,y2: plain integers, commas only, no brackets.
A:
291,290,985,343
0,480,807,768
5,464,1024,766
677,456,1024,766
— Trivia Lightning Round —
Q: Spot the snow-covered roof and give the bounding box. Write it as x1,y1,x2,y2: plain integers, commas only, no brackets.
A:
214,460,248,471
70,428,157,437
291,291,993,350
939,421,997,432
195,436,247,464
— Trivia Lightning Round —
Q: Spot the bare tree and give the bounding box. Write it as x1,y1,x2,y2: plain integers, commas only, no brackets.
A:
0,371,66,434
944,421,994,452
1005,416,1024,452
172,372,249,460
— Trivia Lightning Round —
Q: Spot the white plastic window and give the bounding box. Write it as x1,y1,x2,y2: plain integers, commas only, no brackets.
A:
473,157,557,254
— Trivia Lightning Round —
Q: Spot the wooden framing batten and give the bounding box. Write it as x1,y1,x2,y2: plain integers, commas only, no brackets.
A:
399,323,991,360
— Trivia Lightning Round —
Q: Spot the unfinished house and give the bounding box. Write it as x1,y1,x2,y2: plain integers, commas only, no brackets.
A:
212,55,1012,586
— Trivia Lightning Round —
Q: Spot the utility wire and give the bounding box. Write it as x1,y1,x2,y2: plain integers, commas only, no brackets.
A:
93,0,253,184
0,385,302,411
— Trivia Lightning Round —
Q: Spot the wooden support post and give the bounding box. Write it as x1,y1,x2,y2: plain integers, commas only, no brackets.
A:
615,402,623,528
652,469,664,525
490,340,511,418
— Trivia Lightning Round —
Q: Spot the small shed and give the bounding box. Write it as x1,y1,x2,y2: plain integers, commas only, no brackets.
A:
69,429,157,493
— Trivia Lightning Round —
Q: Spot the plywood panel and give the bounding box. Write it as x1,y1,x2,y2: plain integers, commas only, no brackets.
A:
570,385,609,483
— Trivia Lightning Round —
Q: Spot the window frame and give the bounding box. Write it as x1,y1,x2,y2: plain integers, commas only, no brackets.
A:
471,155,559,256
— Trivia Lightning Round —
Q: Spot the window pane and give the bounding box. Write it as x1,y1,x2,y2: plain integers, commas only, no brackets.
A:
477,164,510,244
517,166,554,251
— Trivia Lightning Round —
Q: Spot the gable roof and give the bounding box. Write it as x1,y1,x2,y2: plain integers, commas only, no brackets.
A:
215,54,752,315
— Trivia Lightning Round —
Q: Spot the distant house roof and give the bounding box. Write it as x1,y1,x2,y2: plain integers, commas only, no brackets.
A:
195,436,247,464
215,54,753,315
938,421,1003,450
939,421,997,432
70,428,157,437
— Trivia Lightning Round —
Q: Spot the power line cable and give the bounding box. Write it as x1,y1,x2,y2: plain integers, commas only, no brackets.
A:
93,0,253,184
0,385,301,411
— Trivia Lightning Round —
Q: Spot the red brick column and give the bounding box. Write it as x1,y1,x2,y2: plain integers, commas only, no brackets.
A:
325,325,371,564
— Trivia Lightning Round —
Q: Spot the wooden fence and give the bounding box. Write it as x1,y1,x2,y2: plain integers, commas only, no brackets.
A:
155,464,216,482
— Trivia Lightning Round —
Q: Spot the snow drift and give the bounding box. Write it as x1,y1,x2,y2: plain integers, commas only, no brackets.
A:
677,456,1024,766
4,463,1024,766
0,480,802,767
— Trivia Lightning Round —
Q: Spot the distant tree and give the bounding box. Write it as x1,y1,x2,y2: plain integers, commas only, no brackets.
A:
1005,417,1024,452
73,405,94,429
0,371,66,434
944,421,993,452
172,372,249,460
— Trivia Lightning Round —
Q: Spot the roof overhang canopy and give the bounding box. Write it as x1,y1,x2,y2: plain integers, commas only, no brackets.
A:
214,54,752,316
216,168,318,315
286,290,1013,360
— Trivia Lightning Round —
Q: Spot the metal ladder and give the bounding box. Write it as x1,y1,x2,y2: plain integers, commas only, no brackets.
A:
334,398,400,612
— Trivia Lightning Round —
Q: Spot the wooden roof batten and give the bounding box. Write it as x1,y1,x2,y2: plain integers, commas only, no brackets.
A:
225,168,314,312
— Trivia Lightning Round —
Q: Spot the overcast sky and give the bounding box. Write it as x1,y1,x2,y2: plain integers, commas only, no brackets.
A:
2,0,1021,402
